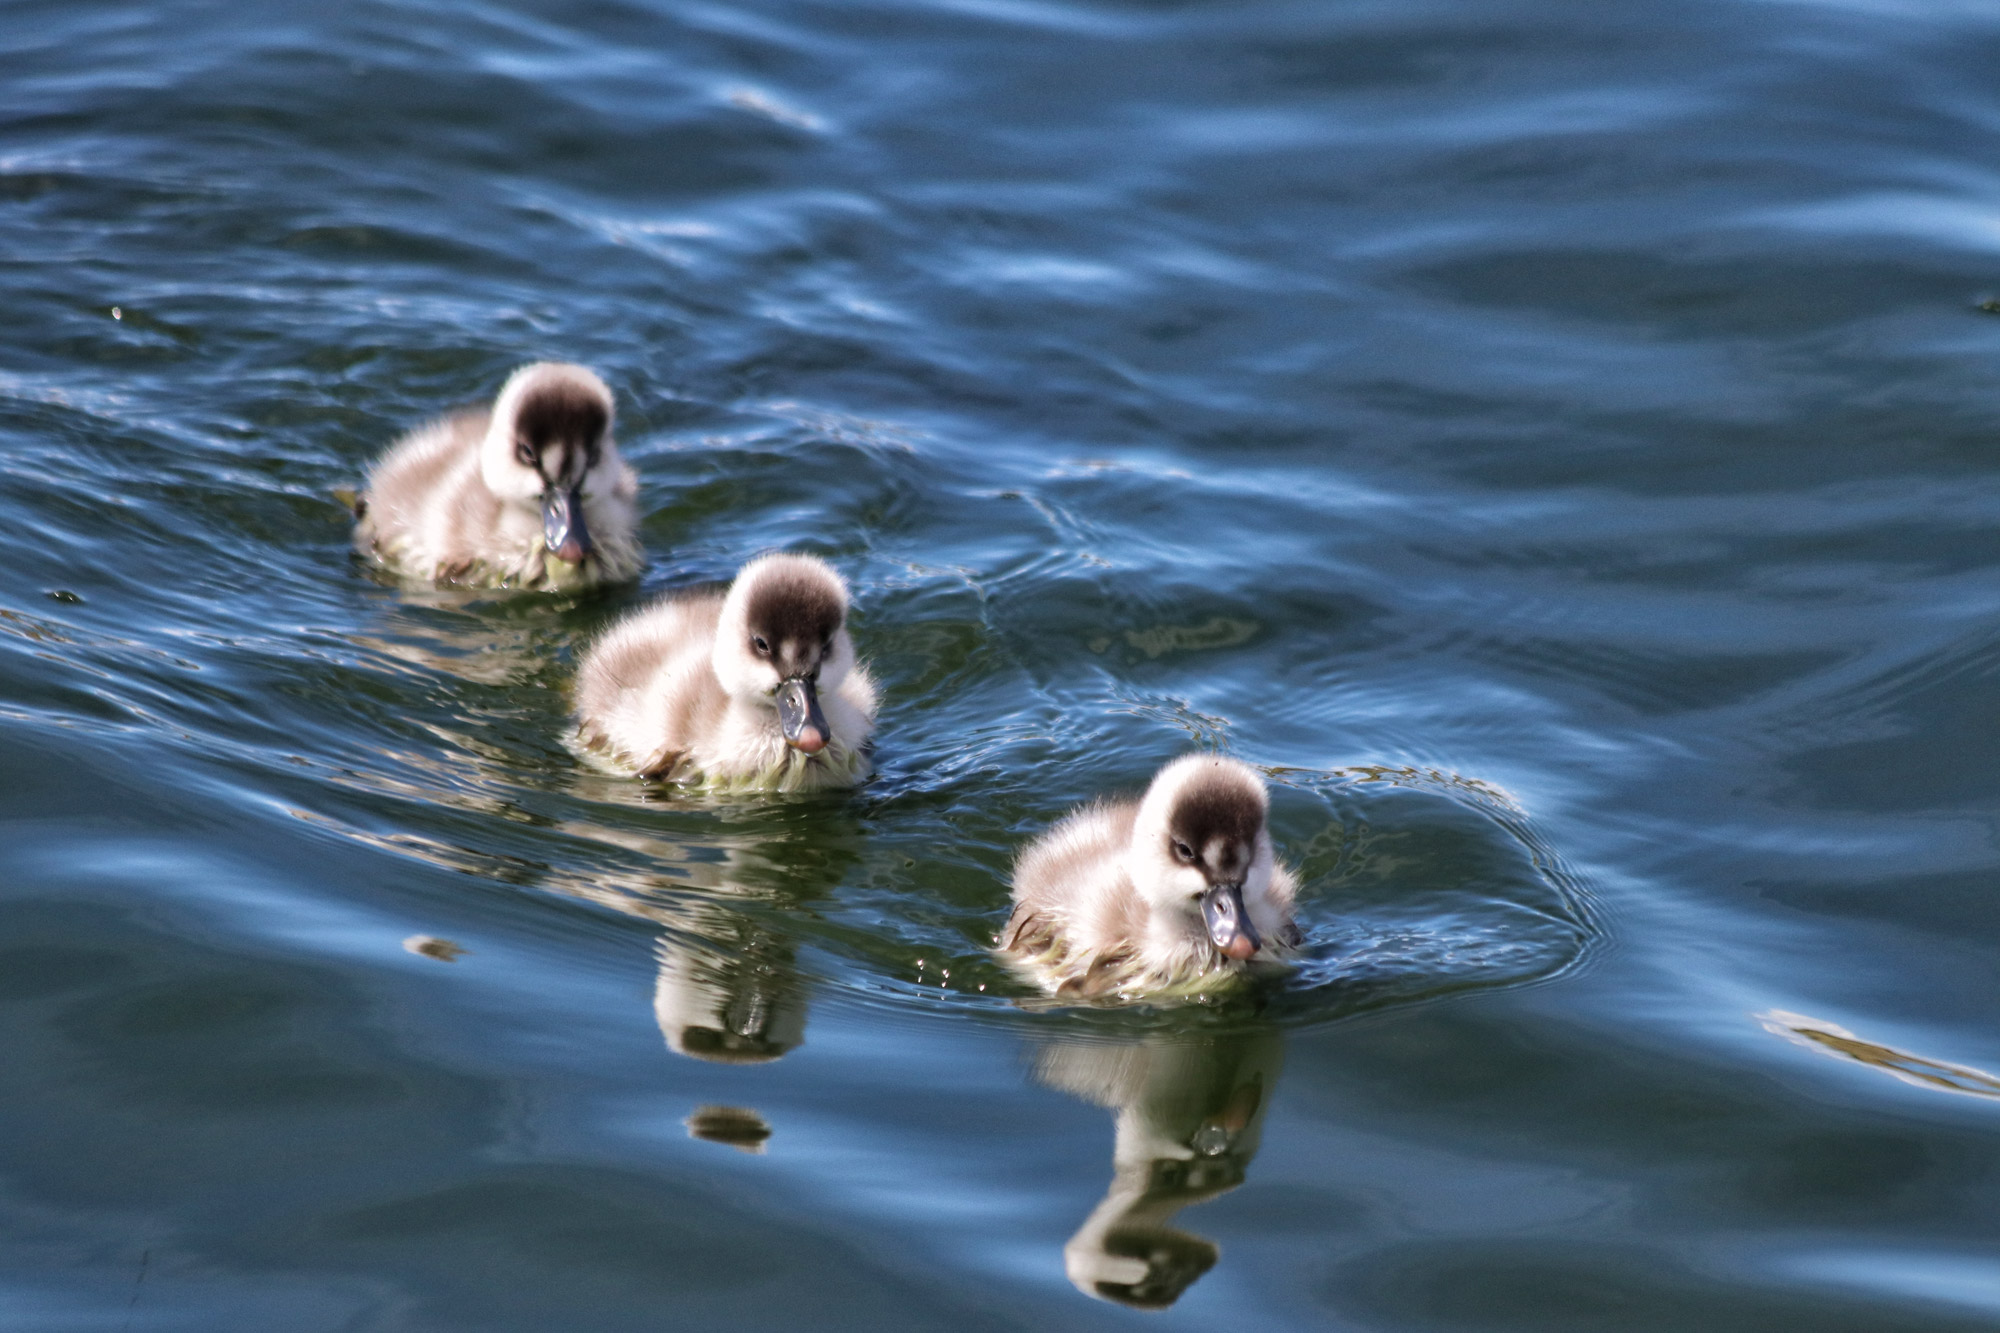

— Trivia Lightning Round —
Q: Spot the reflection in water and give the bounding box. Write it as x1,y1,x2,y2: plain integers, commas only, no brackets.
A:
347,596,566,689
654,916,808,1065
546,815,859,1150
684,1104,775,1154
1761,1011,2000,1099
547,820,840,1070
402,934,466,962
336,591,853,1152
544,816,848,1144
342,599,844,1086
1033,1026,1283,1309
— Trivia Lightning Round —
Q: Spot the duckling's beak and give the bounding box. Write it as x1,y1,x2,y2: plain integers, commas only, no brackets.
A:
1200,883,1261,960
542,485,592,564
775,676,829,755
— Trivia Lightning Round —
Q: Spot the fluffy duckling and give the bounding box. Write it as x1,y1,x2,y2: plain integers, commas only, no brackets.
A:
1002,755,1301,998
575,553,877,790
354,362,644,590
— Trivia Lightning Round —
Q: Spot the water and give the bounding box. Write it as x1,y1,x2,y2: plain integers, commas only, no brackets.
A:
4,0,2000,1326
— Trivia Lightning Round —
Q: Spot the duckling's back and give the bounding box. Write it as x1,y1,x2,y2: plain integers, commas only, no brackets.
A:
574,594,729,778
355,410,504,580
1003,800,1152,990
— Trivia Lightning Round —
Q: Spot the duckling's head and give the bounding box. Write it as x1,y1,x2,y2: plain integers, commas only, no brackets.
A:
478,362,615,565
655,937,808,1065
713,554,857,756
1070,1224,1218,1310
1128,755,1276,961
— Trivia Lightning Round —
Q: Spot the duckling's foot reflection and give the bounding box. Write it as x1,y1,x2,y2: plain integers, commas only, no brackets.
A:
401,934,466,962
1035,1027,1282,1310
684,1105,773,1154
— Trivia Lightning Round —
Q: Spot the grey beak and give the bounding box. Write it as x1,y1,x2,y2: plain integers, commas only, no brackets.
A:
775,676,830,755
1200,882,1262,960
542,485,592,564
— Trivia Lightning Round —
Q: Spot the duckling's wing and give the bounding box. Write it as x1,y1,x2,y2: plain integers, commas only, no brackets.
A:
812,660,877,766
1268,859,1299,908
1261,859,1303,951
362,409,485,505
355,409,489,559
575,594,728,774
1005,799,1141,971
1011,800,1132,905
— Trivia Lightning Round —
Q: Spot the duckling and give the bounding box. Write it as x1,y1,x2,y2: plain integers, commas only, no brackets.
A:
1001,754,1302,998
354,362,644,590
575,553,877,790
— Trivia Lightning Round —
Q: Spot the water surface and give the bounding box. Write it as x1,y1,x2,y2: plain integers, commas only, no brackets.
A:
5,0,2000,1327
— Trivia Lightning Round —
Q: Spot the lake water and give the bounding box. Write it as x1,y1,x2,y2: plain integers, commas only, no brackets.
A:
5,0,2000,1327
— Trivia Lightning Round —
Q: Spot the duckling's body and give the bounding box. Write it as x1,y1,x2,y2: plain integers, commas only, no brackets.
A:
355,362,643,591
1002,755,1300,998
575,553,876,791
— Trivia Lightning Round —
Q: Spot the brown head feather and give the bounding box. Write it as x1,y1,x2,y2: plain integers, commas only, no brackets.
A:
744,565,846,678
1166,769,1266,881
513,381,608,471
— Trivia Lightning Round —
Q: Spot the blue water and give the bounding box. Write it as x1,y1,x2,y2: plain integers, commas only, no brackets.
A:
5,0,2000,1327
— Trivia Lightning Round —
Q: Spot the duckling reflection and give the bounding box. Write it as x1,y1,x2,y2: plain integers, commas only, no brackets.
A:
1033,1024,1283,1309
653,907,808,1065
542,812,860,1084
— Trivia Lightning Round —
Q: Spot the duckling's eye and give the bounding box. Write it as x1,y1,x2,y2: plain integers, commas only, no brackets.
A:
751,635,771,656
514,440,536,467
1171,839,1196,864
